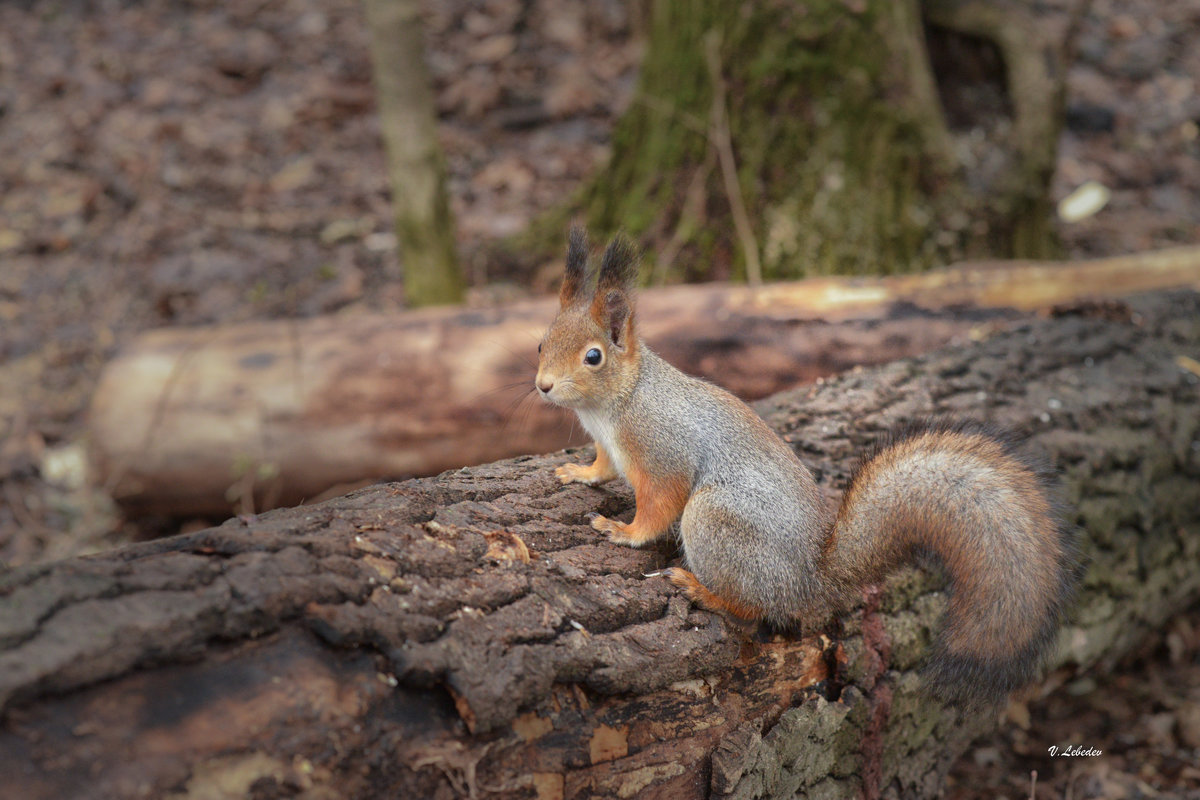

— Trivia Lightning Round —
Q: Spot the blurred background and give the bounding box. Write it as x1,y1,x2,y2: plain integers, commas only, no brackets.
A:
3,0,1197,565
0,1,1198,794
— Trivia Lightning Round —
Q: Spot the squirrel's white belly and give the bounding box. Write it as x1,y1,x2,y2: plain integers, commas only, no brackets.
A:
575,408,628,477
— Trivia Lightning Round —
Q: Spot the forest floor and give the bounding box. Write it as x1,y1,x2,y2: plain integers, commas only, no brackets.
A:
1,0,1198,797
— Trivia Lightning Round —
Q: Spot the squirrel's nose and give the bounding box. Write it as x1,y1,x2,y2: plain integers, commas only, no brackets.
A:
536,379,554,394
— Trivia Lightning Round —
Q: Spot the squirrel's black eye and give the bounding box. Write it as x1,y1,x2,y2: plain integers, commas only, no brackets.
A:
537,342,542,354
584,348,602,366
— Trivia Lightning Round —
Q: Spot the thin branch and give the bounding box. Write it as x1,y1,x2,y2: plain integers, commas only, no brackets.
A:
632,92,709,137
704,31,762,286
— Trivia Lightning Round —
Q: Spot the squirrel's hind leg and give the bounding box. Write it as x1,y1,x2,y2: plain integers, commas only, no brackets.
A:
663,568,764,619
671,485,779,621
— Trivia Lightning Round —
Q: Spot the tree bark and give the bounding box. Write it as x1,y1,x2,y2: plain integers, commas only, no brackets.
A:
7,289,1199,799
87,247,1200,517
363,0,464,306
560,0,1085,280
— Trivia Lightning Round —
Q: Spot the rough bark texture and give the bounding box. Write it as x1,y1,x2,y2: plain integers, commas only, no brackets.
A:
559,0,1083,280
6,289,1199,799
87,248,1200,517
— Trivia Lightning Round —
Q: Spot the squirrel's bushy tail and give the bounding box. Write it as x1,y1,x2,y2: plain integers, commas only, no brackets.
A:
828,421,1082,707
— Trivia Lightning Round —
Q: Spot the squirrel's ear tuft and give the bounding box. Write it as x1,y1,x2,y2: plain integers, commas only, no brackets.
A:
596,233,639,296
560,225,591,307
602,290,633,347
592,234,639,346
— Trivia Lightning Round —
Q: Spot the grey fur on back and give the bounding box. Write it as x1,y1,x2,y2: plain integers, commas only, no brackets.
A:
613,346,831,625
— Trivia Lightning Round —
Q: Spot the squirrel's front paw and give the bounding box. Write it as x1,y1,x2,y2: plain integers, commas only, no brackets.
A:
557,463,601,486
590,514,643,547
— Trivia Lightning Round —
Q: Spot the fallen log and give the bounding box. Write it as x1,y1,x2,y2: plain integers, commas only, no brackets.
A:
6,289,1198,798
88,247,1200,517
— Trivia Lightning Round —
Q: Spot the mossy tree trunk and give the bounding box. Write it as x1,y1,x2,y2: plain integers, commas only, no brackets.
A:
580,0,1084,282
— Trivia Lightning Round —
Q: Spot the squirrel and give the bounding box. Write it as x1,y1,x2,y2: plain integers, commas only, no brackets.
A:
534,227,1081,707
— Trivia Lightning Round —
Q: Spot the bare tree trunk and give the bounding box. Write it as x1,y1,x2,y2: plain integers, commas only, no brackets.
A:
86,248,1200,517
363,0,463,305
6,289,1199,799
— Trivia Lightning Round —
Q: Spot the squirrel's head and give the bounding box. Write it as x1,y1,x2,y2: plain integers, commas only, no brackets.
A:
535,226,641,410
